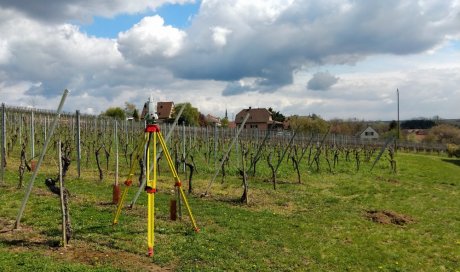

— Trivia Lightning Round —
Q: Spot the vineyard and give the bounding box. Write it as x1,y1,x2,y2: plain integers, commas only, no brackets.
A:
0,104,458,271
0,104,447,183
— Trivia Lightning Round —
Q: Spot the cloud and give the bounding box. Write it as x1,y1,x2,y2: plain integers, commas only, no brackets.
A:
0,40,11,64
0,0,460,120
0,0,195,23
307,72,339,91
0,9,124,97
211,26,232,47
141,0,460,94
117,16,187,63
222,81,253,96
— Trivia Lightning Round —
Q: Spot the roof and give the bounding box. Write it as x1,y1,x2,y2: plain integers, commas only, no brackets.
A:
156,102,174,119
206,114,220,124
235,108,273,124
358,126,379,137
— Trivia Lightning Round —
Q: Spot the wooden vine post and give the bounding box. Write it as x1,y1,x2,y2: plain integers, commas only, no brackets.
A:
76,110,81,178
113,120,120,204
30,110,34,162
58,140,67,247
267,152,276,190
203,112,250,196
240,147,249,204
269,131,297,188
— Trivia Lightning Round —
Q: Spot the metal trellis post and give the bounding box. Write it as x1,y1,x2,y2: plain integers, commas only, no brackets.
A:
15,89,69,229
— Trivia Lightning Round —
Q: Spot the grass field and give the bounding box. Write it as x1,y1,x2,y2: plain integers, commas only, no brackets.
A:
0,152,459,271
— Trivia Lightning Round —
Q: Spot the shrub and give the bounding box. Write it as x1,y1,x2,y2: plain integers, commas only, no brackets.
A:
446,144,460,158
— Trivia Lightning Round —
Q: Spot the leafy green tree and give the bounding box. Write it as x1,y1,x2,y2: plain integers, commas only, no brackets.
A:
401,119,435,129
102,107,126,120
132,108,140,121
221,117,229,128
172,103,199,126
288,114,329,134
268,107,286,122
389,120,398,131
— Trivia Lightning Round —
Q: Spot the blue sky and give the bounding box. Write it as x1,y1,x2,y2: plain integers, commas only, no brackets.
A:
0,0,459,120
79,2,201,38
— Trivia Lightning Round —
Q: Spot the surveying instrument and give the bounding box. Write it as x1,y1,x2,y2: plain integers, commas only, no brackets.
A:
113,95,199,257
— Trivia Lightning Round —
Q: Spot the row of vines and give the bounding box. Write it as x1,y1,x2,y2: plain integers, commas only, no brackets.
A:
0,104,448,201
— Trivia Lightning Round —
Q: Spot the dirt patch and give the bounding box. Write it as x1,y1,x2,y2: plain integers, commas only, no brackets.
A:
0,218,170,271
43,241,171,272
365,210,414,226
386,178,400,184
376,176,400,184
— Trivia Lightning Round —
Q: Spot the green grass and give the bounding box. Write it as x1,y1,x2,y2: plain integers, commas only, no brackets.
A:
0,152,459,271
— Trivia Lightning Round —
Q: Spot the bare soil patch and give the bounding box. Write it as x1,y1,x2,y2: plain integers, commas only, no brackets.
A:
376,176,400,184
365,210,414,226
0,217,169,271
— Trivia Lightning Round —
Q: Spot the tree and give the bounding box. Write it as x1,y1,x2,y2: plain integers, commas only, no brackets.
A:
389,120,398,131
132,108,140,121
221,117,229,128
198,113,207,127
124,102,139,121
102,107,126,120
401,119,435,129
172,103,199,126
268,107,286,122
425,124,460,144
288,114,329,134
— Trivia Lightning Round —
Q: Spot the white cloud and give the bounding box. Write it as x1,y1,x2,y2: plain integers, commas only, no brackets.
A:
0,0,460,121
211,26,232,47
118,16,187,63
0,40,11,64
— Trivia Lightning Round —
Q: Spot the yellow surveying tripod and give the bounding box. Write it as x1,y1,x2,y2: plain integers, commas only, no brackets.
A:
113,97,199,257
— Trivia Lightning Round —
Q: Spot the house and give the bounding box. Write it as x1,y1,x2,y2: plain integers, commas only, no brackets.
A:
359,126,379,140
156,102,174,121
235,107,283,130
140,101,174,122
404,129,428,142
227,121,236,129
205,114,221,126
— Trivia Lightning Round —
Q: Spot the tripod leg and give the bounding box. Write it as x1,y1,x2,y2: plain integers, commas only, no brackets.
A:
147,190,154,256
113,181,130,225
147,132,157,256
157,132,199,232
113,133,149,225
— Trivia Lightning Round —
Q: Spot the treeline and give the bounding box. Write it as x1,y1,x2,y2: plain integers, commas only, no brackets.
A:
99,101,460,147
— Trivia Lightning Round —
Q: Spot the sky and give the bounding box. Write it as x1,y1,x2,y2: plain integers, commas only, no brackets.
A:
0,0,459,121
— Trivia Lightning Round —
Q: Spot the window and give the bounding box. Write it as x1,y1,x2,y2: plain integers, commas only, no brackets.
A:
250,124,258,129
365,131,374,136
